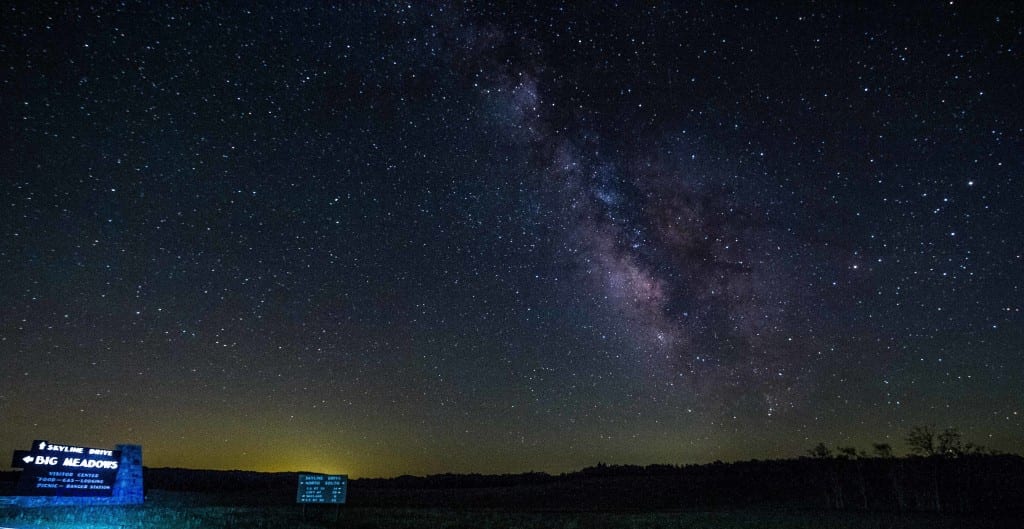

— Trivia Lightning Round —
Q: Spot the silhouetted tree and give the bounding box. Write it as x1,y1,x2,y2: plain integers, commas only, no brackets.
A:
872,443,892,458
808,443,844,509
873,442,905,510
938,428,963,457
906,425,937,456
808,443,832,459
906,425,948,511
838,446,869,509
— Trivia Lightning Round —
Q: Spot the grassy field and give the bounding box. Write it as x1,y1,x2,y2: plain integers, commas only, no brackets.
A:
0,491,1019,529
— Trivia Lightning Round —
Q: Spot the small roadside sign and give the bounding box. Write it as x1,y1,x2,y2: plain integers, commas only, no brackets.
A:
296,473,347,504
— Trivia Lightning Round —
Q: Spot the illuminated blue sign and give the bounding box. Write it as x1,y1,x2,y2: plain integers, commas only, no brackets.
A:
296,473,347,504
12,440,121,497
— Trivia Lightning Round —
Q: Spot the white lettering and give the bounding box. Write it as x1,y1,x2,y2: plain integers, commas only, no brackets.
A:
46,444,84,454
60,457,118,469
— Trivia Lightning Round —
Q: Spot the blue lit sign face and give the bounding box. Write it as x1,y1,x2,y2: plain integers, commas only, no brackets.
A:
12,440,121,497
296,474,347,504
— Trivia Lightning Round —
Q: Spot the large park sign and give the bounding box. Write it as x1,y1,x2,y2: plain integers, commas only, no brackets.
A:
6,440,143,505
12,440,121,496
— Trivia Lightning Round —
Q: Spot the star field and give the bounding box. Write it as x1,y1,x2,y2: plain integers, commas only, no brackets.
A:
1,3,1021,477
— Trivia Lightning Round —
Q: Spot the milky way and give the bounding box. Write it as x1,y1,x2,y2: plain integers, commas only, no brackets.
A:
458,21,816,414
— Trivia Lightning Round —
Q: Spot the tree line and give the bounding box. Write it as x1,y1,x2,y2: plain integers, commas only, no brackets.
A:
6,428,1018,513
805,426,1009,512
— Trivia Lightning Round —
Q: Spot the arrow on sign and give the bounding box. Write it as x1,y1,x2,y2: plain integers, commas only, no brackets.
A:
38,442,46,450
11,450,35,468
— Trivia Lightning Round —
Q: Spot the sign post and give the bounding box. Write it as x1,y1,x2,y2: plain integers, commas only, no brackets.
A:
296,473,347,521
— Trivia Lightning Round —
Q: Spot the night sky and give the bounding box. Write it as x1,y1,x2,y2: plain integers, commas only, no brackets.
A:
1,3,1021,478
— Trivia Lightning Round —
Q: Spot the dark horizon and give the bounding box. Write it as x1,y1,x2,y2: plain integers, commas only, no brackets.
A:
9,426,1020,480
128,443,1024,480
1,3,1021,478
11,452,1019,517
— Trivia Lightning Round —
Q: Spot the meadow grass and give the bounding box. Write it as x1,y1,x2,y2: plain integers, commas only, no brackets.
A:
0,491,1018,529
